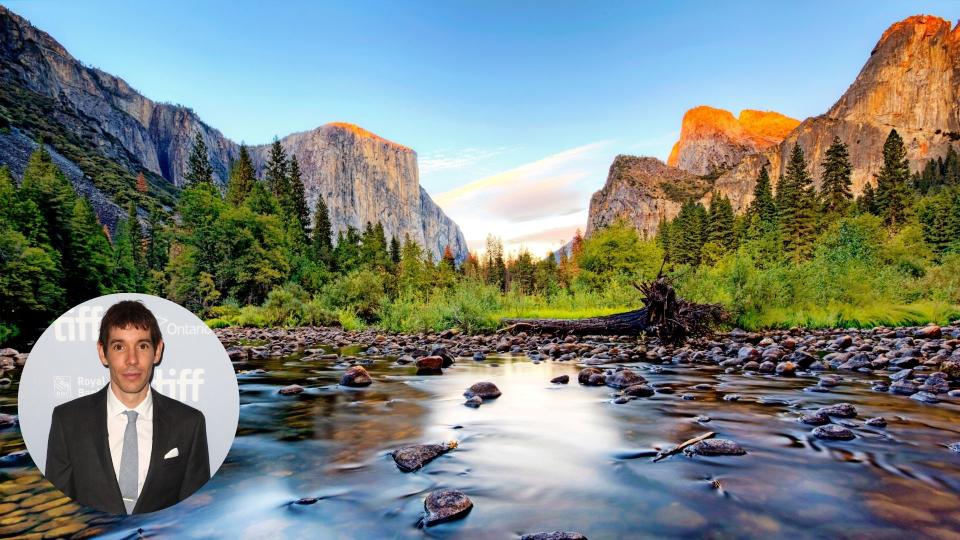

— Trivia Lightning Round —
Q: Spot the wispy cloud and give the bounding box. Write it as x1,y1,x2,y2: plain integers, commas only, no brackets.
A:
419,146,514,175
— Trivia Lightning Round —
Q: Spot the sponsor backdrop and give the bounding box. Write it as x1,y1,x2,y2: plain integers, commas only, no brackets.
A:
18,293,239,475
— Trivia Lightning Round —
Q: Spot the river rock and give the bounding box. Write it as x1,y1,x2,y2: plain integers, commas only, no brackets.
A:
424,489,473,526
889,369,913,381
340,366,372,387
910,391,940,403
472,351,486,361
940,359,960,379
279,384,304,395
416,356,444,375
551,375,570,384
950,442,960,453
890,380,918,395
396,354,415,365
464,396,482,408
430,346,456,367
812,424,855,440
521,532,588,540
605,369,646,389
816,403,857,418
0,450,29,467
775,361,797,376
0,413,16,429
915,325,942,339
622,384,655,397
800,413,829,425
758,361,775,373
685,439,746,456
578,368,604,385
865,417,887,427
464,381,501,399
392,442,455,472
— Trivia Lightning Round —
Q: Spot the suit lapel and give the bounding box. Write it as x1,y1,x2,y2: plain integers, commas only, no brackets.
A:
92,385,125,511
133,390,168,513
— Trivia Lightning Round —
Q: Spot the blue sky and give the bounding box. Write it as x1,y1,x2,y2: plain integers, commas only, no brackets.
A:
4,0,957,255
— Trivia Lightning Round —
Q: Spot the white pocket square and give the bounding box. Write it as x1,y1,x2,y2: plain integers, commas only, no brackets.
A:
163,448,179,459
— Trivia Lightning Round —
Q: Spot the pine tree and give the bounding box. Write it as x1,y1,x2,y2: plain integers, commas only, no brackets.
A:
777,145,816,262
874,129,910,227
945,145,960,186
185,132,214,185
749,165,777,226
226,144,256,207
145,206,167,271
673,201,708,265
65,198,114,301
111,217,140,291
858,183,878,214
126,202,144,273
707,194,735,251
311,194,333,268
264,138,289,203
287,155,309,236
820,136,853,214
389,236,401,264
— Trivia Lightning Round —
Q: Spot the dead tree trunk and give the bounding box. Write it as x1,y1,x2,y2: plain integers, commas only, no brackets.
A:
498,278,726,344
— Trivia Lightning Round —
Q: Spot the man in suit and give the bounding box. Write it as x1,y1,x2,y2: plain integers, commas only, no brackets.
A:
45,300,210,515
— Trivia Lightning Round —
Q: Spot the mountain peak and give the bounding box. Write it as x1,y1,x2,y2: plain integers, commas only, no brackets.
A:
323,122,412,152
876,15,954,52
666,105,798,175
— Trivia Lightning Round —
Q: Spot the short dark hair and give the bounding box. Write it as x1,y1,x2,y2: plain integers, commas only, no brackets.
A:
97,300,163,350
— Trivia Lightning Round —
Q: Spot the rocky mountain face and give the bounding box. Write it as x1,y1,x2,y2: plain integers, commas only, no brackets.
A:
589,14,960,236
249,124,467,261
0,6,466,261
666,106,798,176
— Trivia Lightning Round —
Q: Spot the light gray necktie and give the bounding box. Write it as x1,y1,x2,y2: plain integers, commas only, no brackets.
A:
119,410,139,514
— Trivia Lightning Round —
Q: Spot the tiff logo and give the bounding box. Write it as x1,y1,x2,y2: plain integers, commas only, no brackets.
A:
53,306,105,342
152,368,205,403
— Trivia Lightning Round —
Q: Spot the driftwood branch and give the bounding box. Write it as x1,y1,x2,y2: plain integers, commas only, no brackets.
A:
498,277,727,344
652,431,716,462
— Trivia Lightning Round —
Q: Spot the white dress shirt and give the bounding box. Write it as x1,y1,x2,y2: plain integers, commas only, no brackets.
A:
106,383,153,499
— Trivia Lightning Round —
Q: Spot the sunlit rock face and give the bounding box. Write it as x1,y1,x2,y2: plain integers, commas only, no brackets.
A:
667,106,798,176
590,14,960,237
0,6,465,261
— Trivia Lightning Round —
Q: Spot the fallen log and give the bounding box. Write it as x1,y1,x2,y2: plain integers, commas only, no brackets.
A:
498,277,727,344
652,431,716,462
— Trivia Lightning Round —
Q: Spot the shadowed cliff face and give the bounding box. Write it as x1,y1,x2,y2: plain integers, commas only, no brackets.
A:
589,14,960,237
0,6,466,261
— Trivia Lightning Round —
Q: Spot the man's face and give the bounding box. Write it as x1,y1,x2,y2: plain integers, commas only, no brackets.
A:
97,325,163,399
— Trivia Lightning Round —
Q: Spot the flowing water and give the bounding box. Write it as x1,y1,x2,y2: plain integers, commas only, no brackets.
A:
2,343,960,539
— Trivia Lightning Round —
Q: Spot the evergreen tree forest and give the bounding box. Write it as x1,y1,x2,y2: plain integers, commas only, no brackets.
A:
2,129,960,347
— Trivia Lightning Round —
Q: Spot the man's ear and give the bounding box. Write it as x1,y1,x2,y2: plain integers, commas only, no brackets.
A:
154,339,164,365
97,341,108,368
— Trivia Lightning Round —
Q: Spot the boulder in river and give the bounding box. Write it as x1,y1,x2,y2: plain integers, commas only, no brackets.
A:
0,413,16,429
800,413,829,426
865,417,887,427
551,375,570,384
340,366,372,387
392,442,456,472
578,367,604,385
816,403,857,418
430,346,456,368
812,424,855,440
279,384,304,395
416,356,444,375
685,439,746,456
910,391,940,404
423,489,473,526
605,369,646,389
464,395,483,408
521,533,588,540
622,384,655,397
464,381,502,399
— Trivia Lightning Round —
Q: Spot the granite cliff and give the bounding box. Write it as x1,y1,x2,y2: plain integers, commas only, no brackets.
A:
589,15,960,236
0,6,466,261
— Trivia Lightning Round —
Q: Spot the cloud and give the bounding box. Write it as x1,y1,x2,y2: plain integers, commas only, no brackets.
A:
419,146,513,175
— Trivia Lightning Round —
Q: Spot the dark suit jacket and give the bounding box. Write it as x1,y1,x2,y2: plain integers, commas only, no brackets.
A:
45,384,210,514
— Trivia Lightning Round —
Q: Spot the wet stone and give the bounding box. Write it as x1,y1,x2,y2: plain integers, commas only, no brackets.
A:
0,450,30,467
521,532,588,540
464,381,501,399
0,413,16,429
812,424,855,440
890,380,918,395
622,384,655,397
865,417,887,428
278,384,304,395
415,356,444,375
578,368,604,386
424,489,473,526
910,391,940,404
550,375,570,384
395,355,415,365
723,394,741,401
695,415,711,423
799,413,829,426
472,351,486,361
604,369,646,389
295,497,319,505
340,365,372,387
464,396,483,408
949,442,960,453
613,396,632,404
816,403,857,418
685,439,746,456
392,442,455,472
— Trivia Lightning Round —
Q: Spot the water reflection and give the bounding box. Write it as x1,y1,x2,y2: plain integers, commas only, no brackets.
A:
1,342,960,539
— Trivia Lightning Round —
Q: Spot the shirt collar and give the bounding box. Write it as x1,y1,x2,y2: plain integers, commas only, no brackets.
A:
106,382,154,421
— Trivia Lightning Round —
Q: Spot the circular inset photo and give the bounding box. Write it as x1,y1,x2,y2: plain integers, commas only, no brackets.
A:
18,293,239,515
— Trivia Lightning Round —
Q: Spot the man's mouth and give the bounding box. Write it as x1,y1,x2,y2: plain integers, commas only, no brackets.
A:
122,372,141,381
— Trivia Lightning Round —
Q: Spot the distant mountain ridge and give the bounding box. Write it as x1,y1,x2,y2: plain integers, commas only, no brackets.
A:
0,5,466,261
588,14,960,237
